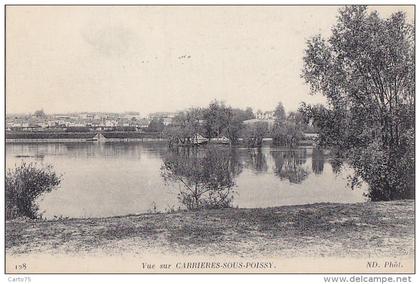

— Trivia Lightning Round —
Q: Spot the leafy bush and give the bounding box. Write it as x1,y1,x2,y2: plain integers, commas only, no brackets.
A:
6,162,62,220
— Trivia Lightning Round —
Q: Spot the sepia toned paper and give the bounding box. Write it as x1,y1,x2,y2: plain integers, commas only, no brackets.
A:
5,5,415,274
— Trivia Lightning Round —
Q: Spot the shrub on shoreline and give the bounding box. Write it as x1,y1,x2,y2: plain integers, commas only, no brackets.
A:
6,162,62,220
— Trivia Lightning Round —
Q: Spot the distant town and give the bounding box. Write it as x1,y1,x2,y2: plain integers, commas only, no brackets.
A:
7,110,168,132
7,107,310,145
6,109,277,132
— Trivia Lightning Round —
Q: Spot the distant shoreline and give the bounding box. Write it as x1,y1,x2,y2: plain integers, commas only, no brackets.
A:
5,139,316,148
5,130,165,143
6,138,167,143
5,131,315,146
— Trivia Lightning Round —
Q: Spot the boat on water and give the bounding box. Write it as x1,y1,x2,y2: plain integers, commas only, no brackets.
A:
168,133,209,147
191,134,209,145
209,136,230,145
86,133,107,142
169,134,232,146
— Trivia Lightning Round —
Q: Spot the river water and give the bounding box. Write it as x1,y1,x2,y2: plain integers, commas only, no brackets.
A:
6,142,367,219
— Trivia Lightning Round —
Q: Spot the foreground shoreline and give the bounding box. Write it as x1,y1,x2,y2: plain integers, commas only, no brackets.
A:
6,200,414,260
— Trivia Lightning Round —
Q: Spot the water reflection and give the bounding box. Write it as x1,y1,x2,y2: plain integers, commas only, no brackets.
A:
245,149,268,174
271,150,309,184
311,148,325,175
8,142,169,160
329,156,345,174
6,143,367,218
161,146,242,210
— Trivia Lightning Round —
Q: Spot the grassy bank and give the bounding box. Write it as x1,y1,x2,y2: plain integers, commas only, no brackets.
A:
6,200,414,258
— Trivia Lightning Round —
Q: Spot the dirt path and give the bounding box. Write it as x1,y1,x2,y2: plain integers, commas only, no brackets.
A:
6,200,414,258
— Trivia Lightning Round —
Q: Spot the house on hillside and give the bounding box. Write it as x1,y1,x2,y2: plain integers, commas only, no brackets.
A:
148,112,177,126
243,118,275,128
256,111,275,120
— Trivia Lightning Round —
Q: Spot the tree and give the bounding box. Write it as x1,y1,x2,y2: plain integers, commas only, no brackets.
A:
273,102,286,124
224,108,255,144
272,120,304,148
147,117,165,133
163,108,203,146
6,162,62,220
163,103,255,146
242,121,269,148
271,103,306,147
244,107,255,119
287,111,306,128
203,101,232,140
301,6,414,200
34,109,46,118
161,147,242,210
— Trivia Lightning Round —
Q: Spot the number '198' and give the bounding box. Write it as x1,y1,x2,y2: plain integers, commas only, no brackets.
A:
15,263,27,270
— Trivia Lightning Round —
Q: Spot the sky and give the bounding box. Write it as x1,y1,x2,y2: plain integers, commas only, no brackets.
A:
6,5,414,115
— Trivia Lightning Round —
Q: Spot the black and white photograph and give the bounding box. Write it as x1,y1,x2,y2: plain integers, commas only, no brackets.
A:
3,3,415,275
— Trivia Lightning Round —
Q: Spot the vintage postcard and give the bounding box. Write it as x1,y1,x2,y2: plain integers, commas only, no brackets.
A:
4,4,415,274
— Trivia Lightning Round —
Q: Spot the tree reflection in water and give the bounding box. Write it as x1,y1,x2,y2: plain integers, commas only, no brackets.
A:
329,155,345,174
245,149,268,173
271,150,309,184
311,148,325,175
161,146,242,210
